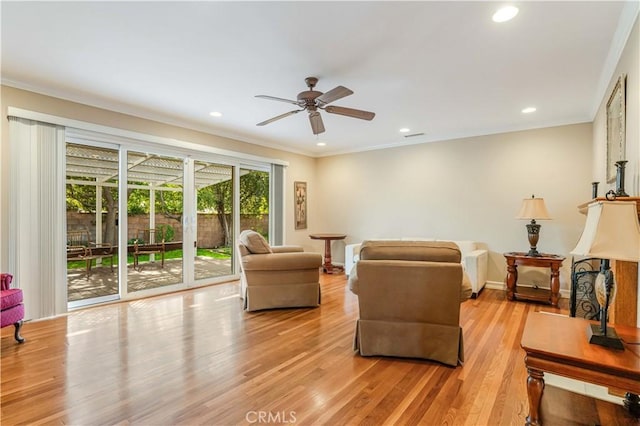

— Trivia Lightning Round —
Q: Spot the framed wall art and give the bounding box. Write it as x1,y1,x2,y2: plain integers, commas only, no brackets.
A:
294,181,307,230
606,74,626,183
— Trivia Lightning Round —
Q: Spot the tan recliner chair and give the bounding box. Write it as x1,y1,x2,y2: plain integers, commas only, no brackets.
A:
237,230,322,312
348,240,472,367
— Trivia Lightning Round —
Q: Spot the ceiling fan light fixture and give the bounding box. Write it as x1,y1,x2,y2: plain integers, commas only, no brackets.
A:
399,128,411,133
209,111,222,117
316,142,326,147
492,6,519,23
255,77,375,135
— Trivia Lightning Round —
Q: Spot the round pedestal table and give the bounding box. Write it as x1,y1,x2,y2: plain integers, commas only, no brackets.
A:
309,234,347,274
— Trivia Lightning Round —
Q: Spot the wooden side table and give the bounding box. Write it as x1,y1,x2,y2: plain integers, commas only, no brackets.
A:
504,252,565,307
309,234,346,274
521,312,640,425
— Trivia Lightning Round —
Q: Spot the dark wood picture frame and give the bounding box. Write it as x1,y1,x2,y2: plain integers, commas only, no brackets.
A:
294,181,307,230
606,74,626,183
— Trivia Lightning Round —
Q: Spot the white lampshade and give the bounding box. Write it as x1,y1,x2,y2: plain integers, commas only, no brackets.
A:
571,201,640,262
516,196,551,220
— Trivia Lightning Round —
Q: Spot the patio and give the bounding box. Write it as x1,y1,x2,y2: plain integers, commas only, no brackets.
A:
67,256,233,302
65,144,266,305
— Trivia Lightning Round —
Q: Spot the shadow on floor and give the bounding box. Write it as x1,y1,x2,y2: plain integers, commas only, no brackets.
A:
67,257,232,302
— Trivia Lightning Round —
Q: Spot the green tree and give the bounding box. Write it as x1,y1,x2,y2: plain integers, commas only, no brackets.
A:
66,181,97,212
67,170,269,248
196,170,269,246
239,171,269,215
66,181,118,244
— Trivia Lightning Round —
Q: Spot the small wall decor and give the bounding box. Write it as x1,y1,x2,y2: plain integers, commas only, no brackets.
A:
606,74,626,183
294,181,307,230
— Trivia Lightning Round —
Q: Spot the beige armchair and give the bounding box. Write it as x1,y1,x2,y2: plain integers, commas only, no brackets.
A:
348,240,471,367
237,230,322,312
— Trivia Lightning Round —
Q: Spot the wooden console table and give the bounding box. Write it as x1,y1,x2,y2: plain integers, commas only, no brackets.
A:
521,312,640,426
504,252,565,307
309,233,346,274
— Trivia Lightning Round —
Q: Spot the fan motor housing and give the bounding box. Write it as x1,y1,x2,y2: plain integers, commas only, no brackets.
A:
297,90,323,105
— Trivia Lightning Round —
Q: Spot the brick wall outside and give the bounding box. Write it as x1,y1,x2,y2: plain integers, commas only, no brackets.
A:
66,212,268,248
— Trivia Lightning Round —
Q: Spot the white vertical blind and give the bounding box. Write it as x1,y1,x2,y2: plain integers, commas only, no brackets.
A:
8,117,67,320
270,164,285,246
5,109,287,315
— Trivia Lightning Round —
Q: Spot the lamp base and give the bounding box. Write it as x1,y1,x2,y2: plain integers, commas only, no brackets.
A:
525,221,542,257
526,248,541,257
587,324,624,350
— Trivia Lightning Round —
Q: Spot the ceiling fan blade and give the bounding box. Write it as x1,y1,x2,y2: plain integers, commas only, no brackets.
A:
309,111,325,135
324,105,375,121
255,95,301,105
315,86,353,106
256,110,302,126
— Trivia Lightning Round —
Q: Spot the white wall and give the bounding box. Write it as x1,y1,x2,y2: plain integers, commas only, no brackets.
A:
314,123,593,290
591,15,639,325
0,85,320,272
2,11,637,307
593,16,639,195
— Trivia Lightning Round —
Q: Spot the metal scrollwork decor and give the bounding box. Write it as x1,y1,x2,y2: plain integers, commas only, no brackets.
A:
570,257,601,320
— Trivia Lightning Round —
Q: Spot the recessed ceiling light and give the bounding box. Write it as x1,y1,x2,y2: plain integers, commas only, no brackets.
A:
404,132,425,138
399,128,411,133
492,6,519,23
522,107,537,114
209,111,222,117
316,142,326,147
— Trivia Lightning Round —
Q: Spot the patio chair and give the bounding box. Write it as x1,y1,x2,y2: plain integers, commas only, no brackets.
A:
133,229,166,271
1,273,25,343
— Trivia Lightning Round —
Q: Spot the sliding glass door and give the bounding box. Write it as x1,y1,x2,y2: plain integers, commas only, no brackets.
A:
194,161,234,281
239,168,270,238
66,143,120,306
126,151,184,293
64,139,280,309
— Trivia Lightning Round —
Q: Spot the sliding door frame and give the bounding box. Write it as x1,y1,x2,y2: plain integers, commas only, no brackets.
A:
8,107,288,313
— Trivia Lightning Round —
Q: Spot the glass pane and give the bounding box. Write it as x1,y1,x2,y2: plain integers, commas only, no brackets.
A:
194,161,233,280
66,143,119,303
127,151,183,292
239,169,270,239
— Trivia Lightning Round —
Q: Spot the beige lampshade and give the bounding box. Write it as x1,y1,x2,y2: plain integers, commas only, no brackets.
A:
571,201,640,262
515,196,551,220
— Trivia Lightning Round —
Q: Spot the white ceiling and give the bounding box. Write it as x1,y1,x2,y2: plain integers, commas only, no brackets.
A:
2,2,638,157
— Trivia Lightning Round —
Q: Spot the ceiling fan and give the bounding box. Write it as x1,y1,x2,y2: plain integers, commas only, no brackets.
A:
255,77,375,135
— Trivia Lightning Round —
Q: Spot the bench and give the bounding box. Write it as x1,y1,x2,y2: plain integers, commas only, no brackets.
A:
132,229,166,271
66,230,115,276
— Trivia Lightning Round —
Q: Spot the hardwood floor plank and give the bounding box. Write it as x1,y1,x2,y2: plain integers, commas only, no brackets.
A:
1,275,634,425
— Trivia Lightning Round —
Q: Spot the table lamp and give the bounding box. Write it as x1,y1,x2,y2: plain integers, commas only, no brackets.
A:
516,195,551,256
571,200,640,350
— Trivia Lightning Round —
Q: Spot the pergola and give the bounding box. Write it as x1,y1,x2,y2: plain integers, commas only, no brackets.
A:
65,143,234,243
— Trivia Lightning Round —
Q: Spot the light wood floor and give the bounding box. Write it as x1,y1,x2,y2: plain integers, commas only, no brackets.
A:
1,274,635,425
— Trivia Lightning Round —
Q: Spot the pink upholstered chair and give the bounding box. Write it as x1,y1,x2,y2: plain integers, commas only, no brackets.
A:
1,273,25,343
